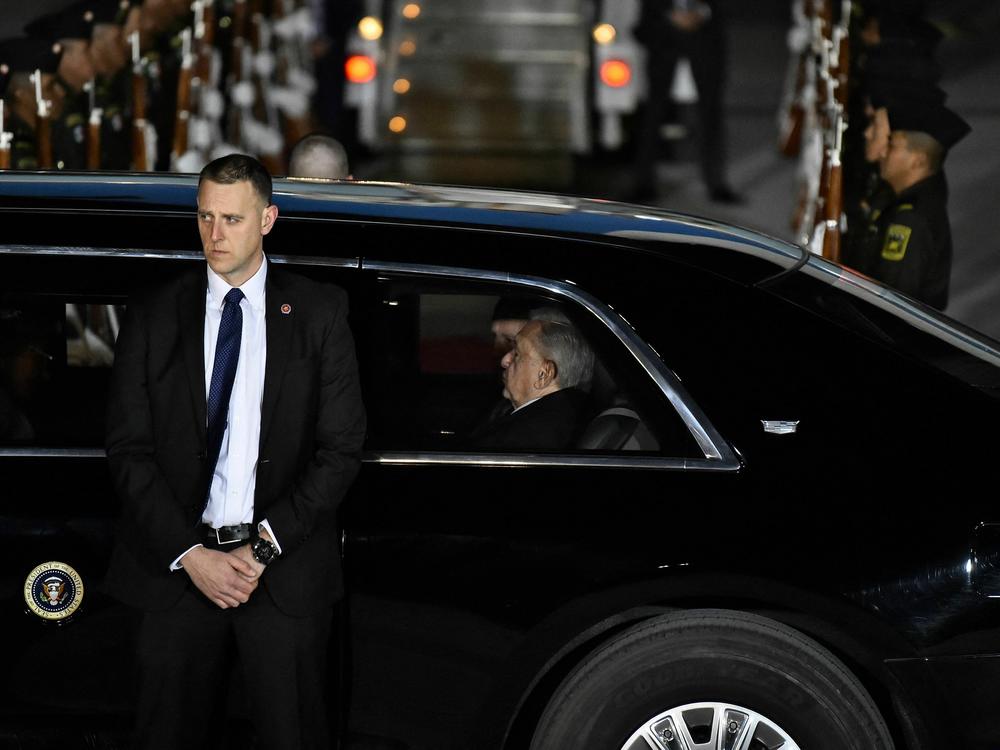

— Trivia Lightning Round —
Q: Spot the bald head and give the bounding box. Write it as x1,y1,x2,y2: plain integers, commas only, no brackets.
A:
288,134,350,180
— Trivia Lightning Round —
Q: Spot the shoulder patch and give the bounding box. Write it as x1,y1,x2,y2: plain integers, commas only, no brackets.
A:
882,224,912,261
898,203,914,211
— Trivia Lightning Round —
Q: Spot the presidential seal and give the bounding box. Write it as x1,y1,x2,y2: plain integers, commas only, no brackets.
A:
23,562,84,621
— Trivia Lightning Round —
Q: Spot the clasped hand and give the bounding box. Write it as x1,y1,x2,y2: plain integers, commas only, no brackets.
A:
181,545,266,609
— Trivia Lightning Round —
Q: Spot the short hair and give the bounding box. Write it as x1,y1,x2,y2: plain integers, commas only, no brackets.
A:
198,153,272,206
529,306,572,326
532,320,594,390
900,130,944,174
288,134,349,179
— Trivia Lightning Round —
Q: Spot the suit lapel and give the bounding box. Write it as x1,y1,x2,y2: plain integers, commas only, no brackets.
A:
260,266,294,447
180,271,208,445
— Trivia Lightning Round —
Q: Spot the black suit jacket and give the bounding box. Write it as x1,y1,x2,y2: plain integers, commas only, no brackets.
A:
104,263,366,616
472,387,592,452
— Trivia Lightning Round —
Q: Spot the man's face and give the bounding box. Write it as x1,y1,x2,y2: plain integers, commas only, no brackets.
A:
864,106,890,163
90,24,128,76
197,179,277,286
880,130,915,192
500,321,545,408
491,318,526,358
58,39,95,92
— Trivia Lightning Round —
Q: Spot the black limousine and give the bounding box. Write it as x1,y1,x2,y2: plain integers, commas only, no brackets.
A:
2,172,999,750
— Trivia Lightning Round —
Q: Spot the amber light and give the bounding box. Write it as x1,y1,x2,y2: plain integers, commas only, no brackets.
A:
592,23,616,45
388,116,407,133
600,59,632,88
345,55,377,83
358,16,383,40
393,78,411,94
402,3,421,18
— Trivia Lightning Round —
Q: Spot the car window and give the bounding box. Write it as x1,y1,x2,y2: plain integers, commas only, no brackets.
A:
356,272,702,457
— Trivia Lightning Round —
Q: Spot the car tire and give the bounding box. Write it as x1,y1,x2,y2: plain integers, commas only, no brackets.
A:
529,609,894,750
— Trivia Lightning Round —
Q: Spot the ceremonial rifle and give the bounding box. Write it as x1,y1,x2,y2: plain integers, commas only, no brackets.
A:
30,69,53,168
129,31,149,170
172,28,194,163
0,99,12,170
85,79,103,170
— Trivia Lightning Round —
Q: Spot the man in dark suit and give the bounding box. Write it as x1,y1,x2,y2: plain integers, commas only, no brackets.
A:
632,0,740,203
473,319,594,451
105,154,366,749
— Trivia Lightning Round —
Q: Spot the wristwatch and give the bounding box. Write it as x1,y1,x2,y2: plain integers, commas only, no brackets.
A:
251,536,278,566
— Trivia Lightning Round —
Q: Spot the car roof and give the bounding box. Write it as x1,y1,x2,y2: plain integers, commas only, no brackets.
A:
2,171,999,373
0,170,803,267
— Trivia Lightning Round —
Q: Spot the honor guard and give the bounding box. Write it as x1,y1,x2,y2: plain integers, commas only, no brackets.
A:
0,37,64,170
850,99,969,310
25,0,99,170
90,0,139,169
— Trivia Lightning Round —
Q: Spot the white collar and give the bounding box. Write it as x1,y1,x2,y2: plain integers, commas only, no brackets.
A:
206,255,268,311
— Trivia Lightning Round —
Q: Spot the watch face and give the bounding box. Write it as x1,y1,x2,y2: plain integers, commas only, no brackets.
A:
253,538,275,565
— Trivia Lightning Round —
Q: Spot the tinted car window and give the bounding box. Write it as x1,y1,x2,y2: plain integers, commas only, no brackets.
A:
358,272,701,457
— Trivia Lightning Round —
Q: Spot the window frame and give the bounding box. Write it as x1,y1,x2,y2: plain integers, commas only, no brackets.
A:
362,259,739,472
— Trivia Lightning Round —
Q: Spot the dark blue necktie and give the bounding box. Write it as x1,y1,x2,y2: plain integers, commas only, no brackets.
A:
205,287,244,493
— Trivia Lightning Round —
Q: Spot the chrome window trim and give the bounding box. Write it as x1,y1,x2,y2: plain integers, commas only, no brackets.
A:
0,448,738,472
365,452,737,472
0,244,360,268
363,259,738,466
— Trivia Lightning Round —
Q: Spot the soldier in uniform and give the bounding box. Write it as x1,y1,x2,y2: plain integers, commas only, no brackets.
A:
0,37,65,170
91,0,137,169
850,100,969,310
25,0,98,170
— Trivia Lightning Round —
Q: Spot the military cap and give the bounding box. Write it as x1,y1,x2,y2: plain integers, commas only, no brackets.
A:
24,1,96,42
0,36,64,75
887,100,971,150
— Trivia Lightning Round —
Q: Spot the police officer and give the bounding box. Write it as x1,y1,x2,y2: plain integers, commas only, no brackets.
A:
25,0,97,170
850,100,969,310
0,37,64,170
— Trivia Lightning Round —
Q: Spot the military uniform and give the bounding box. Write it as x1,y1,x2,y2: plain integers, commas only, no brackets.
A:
51,84,88,169
852,171,952,309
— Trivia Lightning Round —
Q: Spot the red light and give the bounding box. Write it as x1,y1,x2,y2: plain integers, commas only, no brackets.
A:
600,59,631,88
345,55,377,84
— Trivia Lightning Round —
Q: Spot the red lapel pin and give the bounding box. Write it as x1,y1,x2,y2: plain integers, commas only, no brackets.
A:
280,303,291,315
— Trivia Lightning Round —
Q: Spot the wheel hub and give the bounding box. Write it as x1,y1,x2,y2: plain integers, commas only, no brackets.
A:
620,702,801,750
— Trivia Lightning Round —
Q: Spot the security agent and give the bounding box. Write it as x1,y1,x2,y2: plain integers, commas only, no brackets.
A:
850,100,969,310
104,153,366,749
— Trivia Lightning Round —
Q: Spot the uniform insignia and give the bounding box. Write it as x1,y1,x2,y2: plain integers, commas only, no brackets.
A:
280,303,291,315
881,224,912,262
24,561,84,621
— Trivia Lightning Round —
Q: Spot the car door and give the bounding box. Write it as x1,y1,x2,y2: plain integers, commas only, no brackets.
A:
340,254,743,749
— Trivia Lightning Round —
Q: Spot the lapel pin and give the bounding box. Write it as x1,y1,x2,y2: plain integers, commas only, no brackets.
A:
280,303,291,315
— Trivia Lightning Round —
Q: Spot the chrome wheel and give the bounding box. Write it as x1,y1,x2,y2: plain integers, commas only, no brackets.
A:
621,702,801,750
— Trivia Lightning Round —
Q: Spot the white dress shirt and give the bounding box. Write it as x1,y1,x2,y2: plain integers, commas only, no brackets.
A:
171,258,281,570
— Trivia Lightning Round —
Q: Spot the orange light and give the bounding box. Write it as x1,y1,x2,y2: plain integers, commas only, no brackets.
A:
402,3,421,18
600,59,632,88
388,116,407,133
399,39,416,56
345,55,376,84
393,78,411,94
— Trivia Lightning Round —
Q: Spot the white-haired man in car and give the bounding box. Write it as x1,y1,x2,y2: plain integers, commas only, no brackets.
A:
472,319,593,451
